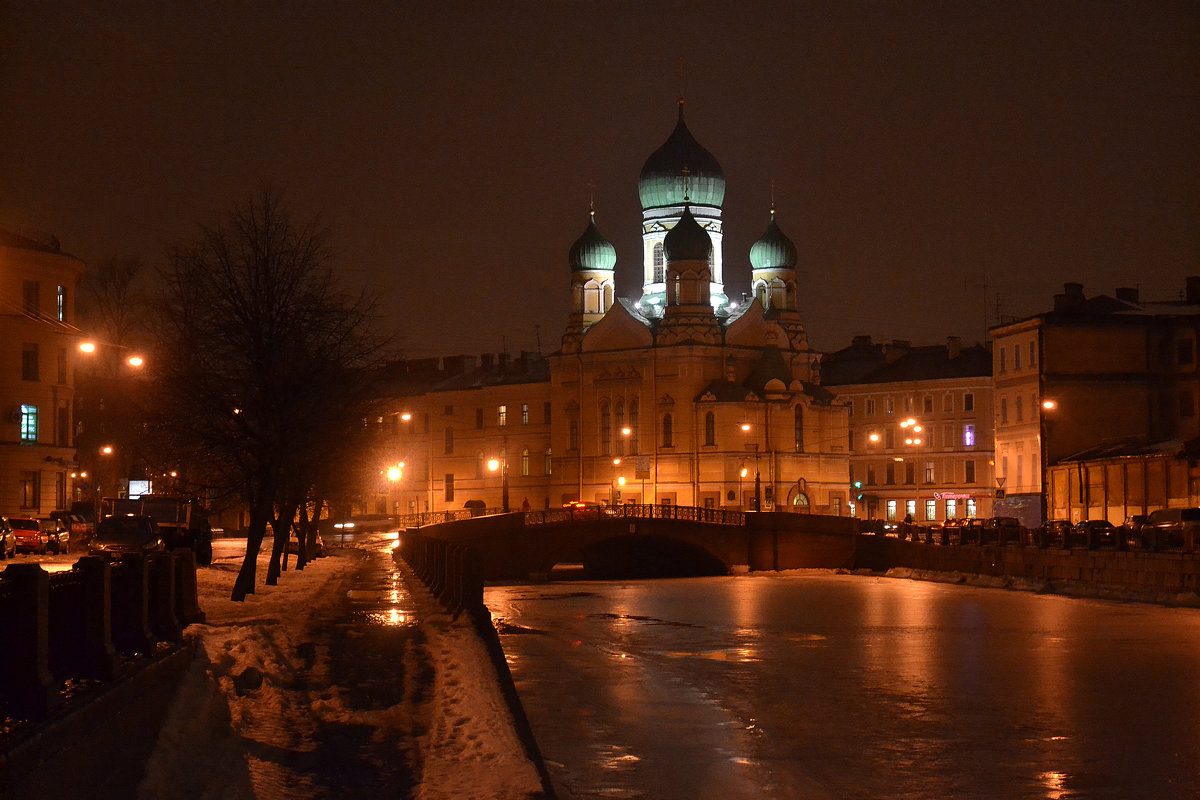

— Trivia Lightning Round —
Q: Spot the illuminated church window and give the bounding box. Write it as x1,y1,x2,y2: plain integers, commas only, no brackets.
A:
653,242,664,283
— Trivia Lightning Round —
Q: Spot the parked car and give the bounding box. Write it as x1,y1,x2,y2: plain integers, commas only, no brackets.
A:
1143,507,1200,550
1072,519,1119,549
88,515,166,558
38,518,69,554
0,518,16,559
1122,514,1149,548
9,516,49,555
1038,520,1073,547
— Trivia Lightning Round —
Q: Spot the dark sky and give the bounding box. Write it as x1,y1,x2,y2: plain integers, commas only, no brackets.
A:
2,1,1197,357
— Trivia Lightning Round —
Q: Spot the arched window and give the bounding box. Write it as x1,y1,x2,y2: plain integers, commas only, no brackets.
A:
662,413,673,448
600,401,612,455
755,281,768,308
629,399,639,455
793,492,810,510
603,283,613,311
653,242,665,283
794,405,804,453
614,400,625,455
521,448,530,477
705,412,716,446
544,447,552,475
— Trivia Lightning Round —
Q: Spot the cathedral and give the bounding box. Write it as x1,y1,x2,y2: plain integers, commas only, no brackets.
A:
380,102,850,516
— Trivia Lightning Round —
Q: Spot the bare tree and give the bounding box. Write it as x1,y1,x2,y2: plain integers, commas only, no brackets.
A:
149,190,392,601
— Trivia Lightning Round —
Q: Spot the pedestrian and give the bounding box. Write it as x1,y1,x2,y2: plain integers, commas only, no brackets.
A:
522,497,531,512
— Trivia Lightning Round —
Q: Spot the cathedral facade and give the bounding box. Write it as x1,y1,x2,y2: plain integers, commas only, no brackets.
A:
379,103,850,516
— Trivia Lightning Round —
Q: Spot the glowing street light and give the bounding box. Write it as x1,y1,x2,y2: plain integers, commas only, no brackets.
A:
1042,399,1057,411
488,456,509,512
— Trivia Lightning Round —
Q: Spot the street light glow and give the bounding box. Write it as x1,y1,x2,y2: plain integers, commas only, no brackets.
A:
1042,400,1057,411
101,445,113,455
741,423,751,432
487,458,500,472
400,411,412,421
126,355,144,367
79,341,96,353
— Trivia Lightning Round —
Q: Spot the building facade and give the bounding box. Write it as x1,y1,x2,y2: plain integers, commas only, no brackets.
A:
0,228,85,517
992,280,1200,526
378,103,850,515
821,336,995,523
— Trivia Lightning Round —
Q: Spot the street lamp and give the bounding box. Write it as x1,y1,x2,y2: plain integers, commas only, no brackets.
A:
741,423,761,511
488,456,509,513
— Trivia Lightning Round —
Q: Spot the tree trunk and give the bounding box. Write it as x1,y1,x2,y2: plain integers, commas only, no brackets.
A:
266,500,298,585
232,493,274,601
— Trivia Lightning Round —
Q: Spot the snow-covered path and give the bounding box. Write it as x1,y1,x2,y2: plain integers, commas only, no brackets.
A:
139,538,544,799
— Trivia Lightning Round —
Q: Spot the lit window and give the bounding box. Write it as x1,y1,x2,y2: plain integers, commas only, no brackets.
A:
521,448,530,477
966,498,977,517
545,448,552,475
924,499,936,521
521,403,529,425
945,498,957,518
964,424,976,447
652,242,664,283
924,462,935,483
886,500,897,521
20,405,38,442
56,285,66,322
905,500,916,519
498,405,507,426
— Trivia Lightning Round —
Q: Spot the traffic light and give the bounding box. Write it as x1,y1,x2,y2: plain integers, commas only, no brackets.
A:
852,480,864,500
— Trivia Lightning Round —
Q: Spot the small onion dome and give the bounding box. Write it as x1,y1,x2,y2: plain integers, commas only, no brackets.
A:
638,101,725,210
568,211,617,272
749,209,797,271
663,205,712,263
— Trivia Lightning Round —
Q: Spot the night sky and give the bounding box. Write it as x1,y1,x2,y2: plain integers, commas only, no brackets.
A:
3,1,1196,358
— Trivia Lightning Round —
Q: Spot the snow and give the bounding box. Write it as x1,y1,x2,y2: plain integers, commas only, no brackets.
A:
139,537,544,799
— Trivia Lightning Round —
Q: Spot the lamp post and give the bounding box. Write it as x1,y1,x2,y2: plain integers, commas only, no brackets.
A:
386,462,403,517
488,456,509,513
1040,399,1057,523
741,422,761,511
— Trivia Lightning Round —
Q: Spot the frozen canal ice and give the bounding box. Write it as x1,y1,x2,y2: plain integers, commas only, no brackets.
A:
487,573,1200,799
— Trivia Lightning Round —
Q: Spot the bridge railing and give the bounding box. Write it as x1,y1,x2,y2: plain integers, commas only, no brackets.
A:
522,504,745,527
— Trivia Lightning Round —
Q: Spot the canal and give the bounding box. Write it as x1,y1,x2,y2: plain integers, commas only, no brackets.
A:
486,573,1200,799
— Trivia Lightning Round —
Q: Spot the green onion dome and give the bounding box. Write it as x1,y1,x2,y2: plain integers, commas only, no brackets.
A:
638,102,725,211
749,209,797,271
568,211,617,272
663,205,712,263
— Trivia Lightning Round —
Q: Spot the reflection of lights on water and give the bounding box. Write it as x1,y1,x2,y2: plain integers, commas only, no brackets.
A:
366,609,416,627
1037,771,1070,799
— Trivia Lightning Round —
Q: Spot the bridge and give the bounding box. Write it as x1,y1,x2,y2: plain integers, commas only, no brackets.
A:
398,504,859,581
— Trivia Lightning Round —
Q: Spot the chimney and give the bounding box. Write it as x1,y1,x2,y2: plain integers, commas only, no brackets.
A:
947,336,961,360
1053,282,1086,312
1188,276,1200,305
883,340,910,363
480,353,494,368
1115,287,1140,305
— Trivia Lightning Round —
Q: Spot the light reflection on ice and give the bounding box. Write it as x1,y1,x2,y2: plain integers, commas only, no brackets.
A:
365,609,416,627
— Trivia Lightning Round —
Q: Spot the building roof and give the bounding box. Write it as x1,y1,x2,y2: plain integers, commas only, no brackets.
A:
1058,437,1199,464
568,211,616,273
749,209,797,271
820,336,991,386
378,352,550,397
662,205,712,264
0,226,65,255
638,101,725,211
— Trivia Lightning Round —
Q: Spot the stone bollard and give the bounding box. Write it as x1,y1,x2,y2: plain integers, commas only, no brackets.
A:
147,551,183,642
77,556,119,680
110,555,156,656
173,549,207,625
0,564,61,719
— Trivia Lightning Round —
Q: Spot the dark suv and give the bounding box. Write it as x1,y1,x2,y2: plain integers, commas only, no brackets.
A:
88,515,165,558
1143,508,1200,551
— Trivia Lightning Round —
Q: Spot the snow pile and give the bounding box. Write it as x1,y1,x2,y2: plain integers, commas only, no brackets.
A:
139,539,543,799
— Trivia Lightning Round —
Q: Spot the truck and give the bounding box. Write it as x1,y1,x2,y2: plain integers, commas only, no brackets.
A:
101,495,214,565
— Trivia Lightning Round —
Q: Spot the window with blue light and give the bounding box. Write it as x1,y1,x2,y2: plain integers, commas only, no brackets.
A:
20,405,38,442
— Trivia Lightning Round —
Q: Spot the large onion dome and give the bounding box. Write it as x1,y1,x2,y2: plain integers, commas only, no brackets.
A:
638,101,725,210
749,209,797,270
568,211,617,272
663,205,712,263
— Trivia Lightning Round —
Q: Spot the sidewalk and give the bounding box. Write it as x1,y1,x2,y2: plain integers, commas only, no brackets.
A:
139,540,544,799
